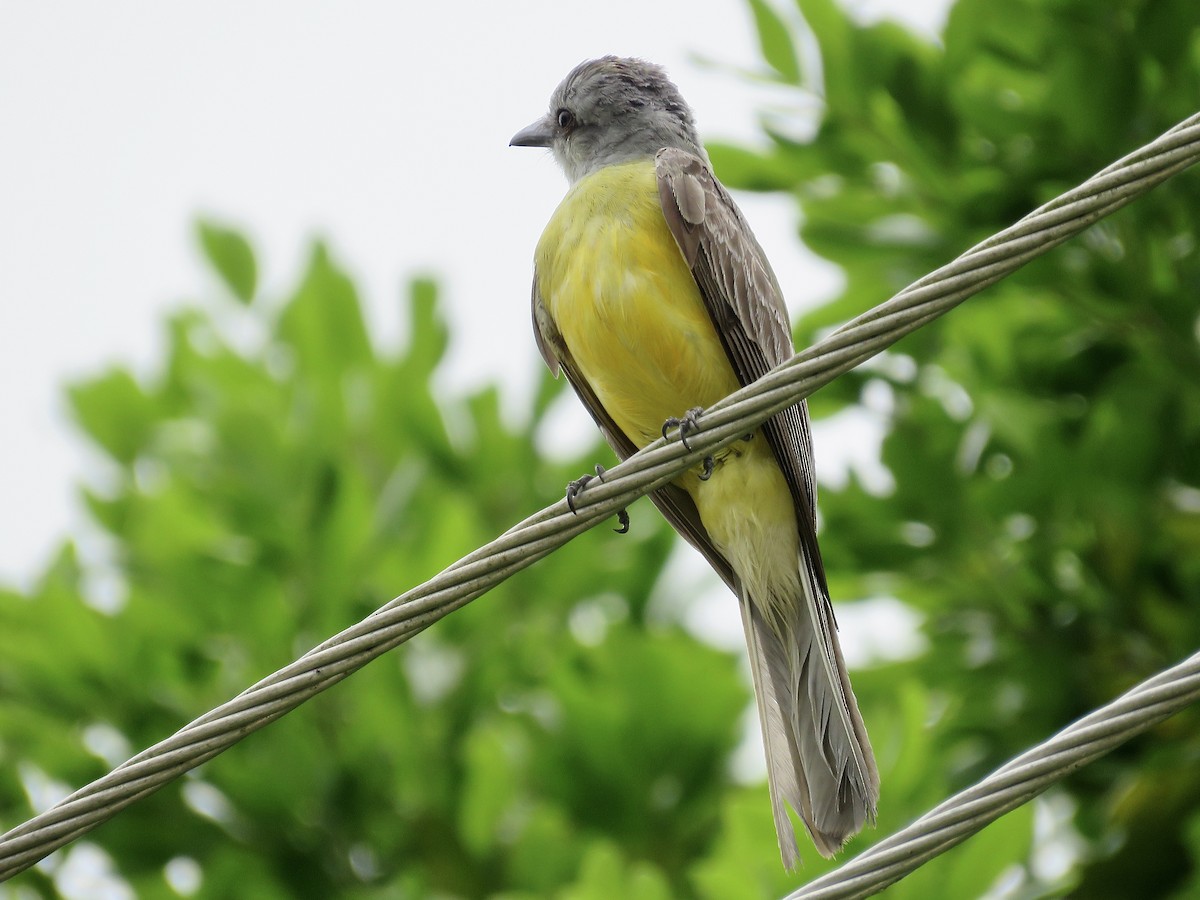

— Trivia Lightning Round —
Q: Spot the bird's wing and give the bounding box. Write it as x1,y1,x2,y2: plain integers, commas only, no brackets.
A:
531,278,738,593
654,146,826,594
656,146,878,860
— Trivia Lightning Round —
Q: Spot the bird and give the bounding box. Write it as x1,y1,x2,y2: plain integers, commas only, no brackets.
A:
510,56,878,868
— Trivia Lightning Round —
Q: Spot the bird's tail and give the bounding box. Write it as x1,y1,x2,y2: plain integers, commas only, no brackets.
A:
739,552,879,868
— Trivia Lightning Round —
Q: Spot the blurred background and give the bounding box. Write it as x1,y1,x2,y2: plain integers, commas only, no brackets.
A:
3,0,1200,897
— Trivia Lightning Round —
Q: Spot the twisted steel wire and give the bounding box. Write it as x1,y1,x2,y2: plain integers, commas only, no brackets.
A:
788,651,1200,898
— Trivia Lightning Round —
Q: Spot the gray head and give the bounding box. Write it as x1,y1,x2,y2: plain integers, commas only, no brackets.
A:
510,56,708,183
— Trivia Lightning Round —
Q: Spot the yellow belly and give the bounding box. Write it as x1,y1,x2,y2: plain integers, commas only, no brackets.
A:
534,160,800,585
535,161,741,448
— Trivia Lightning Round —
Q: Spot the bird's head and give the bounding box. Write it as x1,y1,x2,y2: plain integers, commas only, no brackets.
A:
510,56,707,183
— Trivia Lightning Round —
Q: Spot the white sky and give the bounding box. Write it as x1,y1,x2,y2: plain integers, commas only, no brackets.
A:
0,1,950,587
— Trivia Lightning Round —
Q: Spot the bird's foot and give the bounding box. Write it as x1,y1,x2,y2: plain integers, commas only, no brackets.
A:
566,465,630,534
663,407,714,481
661,406,705,451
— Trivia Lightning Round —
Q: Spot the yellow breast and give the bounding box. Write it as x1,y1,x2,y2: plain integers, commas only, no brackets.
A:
534,160,742,448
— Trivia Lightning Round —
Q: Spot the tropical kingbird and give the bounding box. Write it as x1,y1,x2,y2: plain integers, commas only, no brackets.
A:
511,56,878,868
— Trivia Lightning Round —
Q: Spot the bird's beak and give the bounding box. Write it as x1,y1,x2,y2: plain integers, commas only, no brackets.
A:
510,116,554,148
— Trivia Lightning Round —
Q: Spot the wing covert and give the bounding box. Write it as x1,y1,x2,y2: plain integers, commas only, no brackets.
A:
655,147,827,592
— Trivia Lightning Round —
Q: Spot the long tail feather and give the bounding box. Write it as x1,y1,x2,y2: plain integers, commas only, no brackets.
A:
739,556,879,867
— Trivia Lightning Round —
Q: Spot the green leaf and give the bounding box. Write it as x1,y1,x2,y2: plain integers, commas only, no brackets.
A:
691,789,806,899
707,141,809,191
403,276,450,380
67,368,159,465
559,843,673,900
195,219,257,304
795,0,854,110
457,721,522,856
747,0,802,84
276,242,374,377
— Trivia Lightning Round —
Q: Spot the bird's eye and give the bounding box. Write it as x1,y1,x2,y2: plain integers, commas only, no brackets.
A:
556,108,576,129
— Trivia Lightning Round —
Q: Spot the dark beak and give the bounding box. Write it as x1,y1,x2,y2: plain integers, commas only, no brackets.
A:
510,116,555,148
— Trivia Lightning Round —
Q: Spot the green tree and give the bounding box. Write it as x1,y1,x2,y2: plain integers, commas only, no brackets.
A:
2,0,1199,897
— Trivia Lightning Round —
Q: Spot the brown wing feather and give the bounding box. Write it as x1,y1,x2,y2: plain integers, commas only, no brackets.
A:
531,278,738,593
655,147,827,594
655,147,878,862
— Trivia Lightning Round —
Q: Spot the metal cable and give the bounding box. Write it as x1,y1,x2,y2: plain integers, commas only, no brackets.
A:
787,651,1200,898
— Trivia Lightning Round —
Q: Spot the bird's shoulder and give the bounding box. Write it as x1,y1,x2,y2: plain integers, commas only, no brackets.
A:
654,147,793,367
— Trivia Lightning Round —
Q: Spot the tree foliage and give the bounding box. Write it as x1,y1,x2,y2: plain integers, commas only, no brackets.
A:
711,0,1200,894
1,0,1199,897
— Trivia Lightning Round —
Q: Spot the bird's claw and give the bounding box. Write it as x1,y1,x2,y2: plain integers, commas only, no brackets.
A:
697,456,715,481
565,473,594,514
661,406,705,451
565,464,630,534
